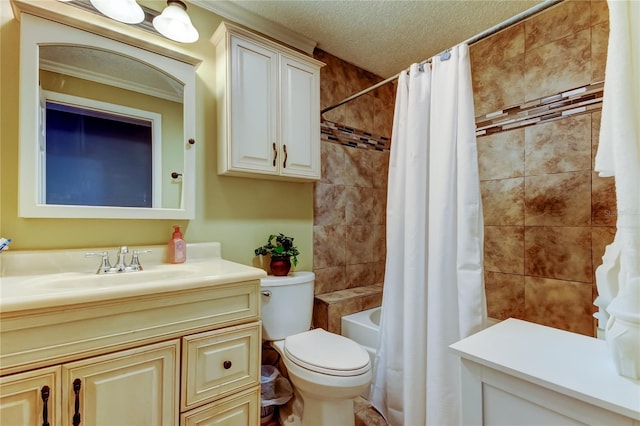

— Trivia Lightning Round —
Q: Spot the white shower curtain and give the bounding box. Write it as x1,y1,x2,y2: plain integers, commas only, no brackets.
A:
370,44,487,426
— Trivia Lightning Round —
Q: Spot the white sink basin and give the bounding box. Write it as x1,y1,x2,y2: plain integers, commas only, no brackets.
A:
18,264,201,289
0,242,267,312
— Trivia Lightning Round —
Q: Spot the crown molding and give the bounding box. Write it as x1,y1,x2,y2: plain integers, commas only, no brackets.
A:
190,0,317,55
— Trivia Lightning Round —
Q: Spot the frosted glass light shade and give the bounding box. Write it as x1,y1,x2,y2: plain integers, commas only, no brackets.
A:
153,0,199,43
90,0,144,24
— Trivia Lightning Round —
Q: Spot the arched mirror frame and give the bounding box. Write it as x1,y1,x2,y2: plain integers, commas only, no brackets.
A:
17,12,199,219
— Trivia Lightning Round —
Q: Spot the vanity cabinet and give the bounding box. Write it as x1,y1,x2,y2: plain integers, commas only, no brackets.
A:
0,244,265,426
1,330,260,426
212,21,324,181
450,319,640,426
0,294,260,426
1,341,179,426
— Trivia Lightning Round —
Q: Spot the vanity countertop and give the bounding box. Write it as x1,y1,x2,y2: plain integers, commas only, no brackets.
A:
450,318,640,421
0,242,266,313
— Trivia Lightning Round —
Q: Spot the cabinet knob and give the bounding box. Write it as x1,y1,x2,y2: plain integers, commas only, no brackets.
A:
223,360,232,370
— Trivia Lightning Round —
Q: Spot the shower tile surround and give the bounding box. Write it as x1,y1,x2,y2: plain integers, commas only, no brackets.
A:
314,0,613,341
312,49,393,333
472,0,614,336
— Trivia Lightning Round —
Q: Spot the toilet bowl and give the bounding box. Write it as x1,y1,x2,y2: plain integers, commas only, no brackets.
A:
261,272,371,426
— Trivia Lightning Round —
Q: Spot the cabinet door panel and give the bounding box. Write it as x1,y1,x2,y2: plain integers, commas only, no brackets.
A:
484,384,585,426
280,55,320,178
230,36,278,174
0,366,61,426
62,339,179,426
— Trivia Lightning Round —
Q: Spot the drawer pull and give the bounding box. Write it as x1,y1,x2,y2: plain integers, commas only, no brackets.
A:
41,385,50,426
72,378,82,426
223,360,232,370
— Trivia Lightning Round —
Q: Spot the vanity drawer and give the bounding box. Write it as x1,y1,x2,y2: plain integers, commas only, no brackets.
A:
180,386,260,426
181,322,261,410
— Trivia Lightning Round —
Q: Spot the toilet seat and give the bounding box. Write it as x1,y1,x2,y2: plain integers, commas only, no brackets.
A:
284,328,370,377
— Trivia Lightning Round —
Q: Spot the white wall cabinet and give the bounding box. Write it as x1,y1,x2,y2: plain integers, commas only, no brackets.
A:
213,21,324,181
450,319,640,426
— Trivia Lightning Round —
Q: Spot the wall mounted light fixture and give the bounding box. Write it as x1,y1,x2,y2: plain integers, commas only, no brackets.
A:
59,0,199,43
89,0,145,24
153,1,199,44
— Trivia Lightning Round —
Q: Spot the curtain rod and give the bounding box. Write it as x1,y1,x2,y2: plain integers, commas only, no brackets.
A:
321,0,563,116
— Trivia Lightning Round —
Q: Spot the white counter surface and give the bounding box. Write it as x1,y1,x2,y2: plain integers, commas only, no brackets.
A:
0,242,266,313
450,318,640,420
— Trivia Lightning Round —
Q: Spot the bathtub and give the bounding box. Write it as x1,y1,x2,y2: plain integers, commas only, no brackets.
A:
342,307,500,360
341,307,381,368
342,307,380,399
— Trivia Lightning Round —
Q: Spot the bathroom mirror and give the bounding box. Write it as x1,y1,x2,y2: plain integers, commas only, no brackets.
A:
18,13,197,219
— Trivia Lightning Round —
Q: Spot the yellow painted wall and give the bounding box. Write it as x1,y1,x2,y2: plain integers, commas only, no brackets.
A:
0,2,314,270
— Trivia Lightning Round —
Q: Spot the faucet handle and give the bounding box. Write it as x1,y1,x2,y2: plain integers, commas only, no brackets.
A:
128,249,152,272
86,251,112,274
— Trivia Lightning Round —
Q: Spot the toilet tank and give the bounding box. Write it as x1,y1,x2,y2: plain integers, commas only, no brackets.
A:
261,271,315,341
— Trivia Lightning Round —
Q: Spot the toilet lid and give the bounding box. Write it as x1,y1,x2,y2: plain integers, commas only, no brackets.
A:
284,329,370,376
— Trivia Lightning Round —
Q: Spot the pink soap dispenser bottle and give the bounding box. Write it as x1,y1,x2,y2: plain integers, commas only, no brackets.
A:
168,225,186,264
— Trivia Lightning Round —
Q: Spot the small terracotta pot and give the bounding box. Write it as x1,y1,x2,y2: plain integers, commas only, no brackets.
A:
270,256,291,276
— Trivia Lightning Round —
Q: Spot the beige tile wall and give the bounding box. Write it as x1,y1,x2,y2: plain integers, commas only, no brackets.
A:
312,49,395,297
313,0,614,337
471,0,614,336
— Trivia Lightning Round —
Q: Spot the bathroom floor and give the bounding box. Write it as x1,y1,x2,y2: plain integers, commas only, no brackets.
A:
354,396,388,426
262,397,387,426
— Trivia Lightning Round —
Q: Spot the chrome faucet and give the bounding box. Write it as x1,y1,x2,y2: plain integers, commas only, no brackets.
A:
86,246,151,274
85,251,113,274
113,246,129,272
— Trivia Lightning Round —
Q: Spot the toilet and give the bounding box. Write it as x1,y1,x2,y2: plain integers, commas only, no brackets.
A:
261,271,371,426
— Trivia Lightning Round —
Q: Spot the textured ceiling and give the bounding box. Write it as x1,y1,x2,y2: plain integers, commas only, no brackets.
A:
203,0,544,78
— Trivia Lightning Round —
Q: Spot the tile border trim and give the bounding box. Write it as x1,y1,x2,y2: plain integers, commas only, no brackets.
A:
322,81,603,147
321,120,391,152
476,81,604,137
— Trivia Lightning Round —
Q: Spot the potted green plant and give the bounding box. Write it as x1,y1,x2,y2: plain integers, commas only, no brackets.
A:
254,233,300,276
